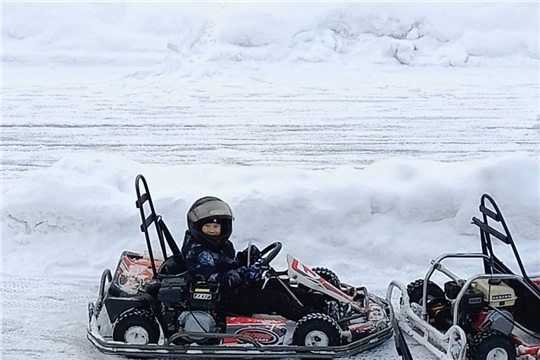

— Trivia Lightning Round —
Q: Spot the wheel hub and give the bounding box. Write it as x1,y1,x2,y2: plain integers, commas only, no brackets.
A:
305,330,329,346
486,348,508,360
124,326,150,345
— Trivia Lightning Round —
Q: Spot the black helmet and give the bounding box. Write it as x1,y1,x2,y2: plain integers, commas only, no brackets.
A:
187,196,234,251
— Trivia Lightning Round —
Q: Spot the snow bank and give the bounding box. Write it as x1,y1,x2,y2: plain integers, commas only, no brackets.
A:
2,154,538,292
2,3,538,69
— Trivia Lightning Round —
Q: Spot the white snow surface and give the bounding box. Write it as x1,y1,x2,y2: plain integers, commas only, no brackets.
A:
3,2,539,68
1,2,539,360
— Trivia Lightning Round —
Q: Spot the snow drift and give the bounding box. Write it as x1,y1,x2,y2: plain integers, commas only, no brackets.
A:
2,154,538,292
2,2,538,68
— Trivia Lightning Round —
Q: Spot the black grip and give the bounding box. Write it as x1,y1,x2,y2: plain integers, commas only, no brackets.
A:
140,213,156,232
472,217,510,244
479,205,500,221
135,193,150,208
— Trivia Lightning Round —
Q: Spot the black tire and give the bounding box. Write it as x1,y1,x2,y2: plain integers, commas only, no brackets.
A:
312,267,341,289
293,313,341,347
406,279,445,304
112,308,160,345
467,330,516,360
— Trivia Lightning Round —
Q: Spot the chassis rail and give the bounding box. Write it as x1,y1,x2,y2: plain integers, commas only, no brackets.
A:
387,280,467,360
87,307,393,359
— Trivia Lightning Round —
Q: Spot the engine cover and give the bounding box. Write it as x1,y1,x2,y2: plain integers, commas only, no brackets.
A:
480,309,514,335
475,279,517,307
178,311,216,342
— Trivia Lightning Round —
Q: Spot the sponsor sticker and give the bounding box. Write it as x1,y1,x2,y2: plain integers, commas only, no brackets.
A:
235,328,279,345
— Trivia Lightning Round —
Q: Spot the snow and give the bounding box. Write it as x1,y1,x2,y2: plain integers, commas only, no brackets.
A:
1,2,539,360
3,2,539,68
3,154,539,285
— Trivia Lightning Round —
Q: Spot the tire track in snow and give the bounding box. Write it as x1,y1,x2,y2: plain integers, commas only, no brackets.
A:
2,69,538,181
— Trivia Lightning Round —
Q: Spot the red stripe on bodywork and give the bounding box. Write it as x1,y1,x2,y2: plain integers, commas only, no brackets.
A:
227,316,286,326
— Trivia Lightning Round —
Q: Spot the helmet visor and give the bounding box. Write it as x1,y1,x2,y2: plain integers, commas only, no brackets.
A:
188,199,233,223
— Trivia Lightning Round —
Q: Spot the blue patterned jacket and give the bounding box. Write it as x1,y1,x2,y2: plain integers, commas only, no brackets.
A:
181,231,247,289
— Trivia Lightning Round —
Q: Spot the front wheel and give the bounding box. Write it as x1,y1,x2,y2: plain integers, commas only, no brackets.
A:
293,313,341,347
112,308,160,345
468,330,516,360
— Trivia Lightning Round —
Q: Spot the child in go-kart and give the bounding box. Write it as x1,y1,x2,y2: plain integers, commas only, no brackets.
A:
181,196,332,321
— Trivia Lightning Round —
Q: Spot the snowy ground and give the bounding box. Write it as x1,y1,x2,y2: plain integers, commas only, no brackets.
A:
2,3,539,360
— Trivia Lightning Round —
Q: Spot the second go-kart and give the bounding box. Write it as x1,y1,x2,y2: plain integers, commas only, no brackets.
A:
388,194,540,360
87,174,398,358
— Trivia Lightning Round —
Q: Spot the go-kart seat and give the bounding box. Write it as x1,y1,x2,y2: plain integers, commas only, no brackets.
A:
158,254,187,276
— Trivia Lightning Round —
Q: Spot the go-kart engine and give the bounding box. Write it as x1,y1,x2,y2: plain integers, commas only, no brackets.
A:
475,279,517,307
178,310,217,341
479,309,514,335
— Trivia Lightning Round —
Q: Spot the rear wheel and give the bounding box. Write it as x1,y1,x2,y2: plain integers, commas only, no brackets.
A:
406,279,444,304
312,267,341,289
293,313,341,347
468,330,516,360
112,308,160,345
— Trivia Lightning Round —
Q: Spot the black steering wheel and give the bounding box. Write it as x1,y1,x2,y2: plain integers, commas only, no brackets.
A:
256,242,282,268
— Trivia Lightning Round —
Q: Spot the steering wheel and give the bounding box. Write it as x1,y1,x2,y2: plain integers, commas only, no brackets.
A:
256,242,282,268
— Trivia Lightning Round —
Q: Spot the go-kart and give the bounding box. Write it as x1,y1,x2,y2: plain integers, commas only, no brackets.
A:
87,174,397,358
387,194,540,360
